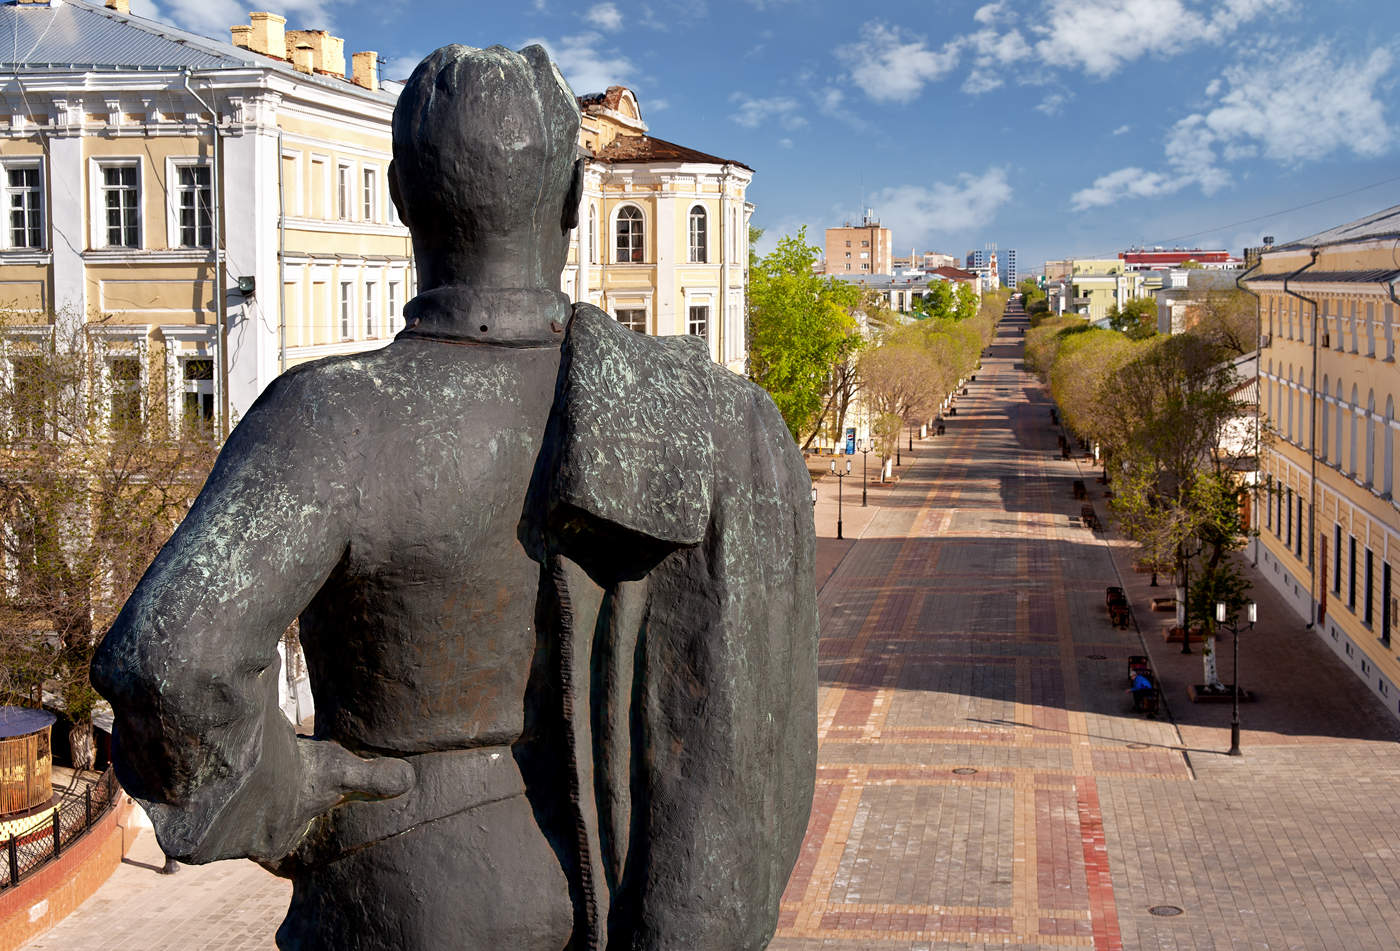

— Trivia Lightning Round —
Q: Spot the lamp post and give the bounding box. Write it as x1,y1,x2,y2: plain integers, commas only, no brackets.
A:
859,438,871,506
1215,600,1256,756
830,458,850,540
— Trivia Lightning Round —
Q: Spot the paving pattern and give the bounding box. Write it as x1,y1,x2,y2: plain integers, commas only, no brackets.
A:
773,306,1400,951
21,306,1400,950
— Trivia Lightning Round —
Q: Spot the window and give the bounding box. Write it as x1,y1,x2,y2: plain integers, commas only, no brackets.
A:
616,308,646,334
588,205,598,265
687,205,707,263
616,206,643,263
182,357,214,431
108,357,141,431
281,152,301,217
309,157,328,219
1349,535,1357,610
861,240,869,247
1383,562,1393,647
337,164,352,221
388,281,401,333
1366,302,1376,356
364,282,377,337
1364,548,1374,627
6,165,43,249
861,263,869,270
9,357,46,438
1296,497,1304,558
176,166,213,249
1365,390,1376,486
688,305,708,338
100,163,139,247
339,282,353,338
1350,384,1359,475
362,168,377,223
1285,487,1292,548
1334,524,1342,594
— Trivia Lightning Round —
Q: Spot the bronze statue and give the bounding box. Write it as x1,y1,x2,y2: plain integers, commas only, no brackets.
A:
92,44,816,950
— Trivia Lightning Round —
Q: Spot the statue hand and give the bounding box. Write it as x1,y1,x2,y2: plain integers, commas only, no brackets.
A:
293,737,415,824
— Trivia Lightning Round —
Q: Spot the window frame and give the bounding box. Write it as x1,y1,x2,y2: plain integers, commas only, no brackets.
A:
687,204,707,264
337,163,353,222
339,281,354,339
167,158,214,250
364,281,377,337
91,158,143,250
362,167,378,224
615,308,647,334
2,159,45,251
614,204,645,264
687,304,709,339
179,354,215,434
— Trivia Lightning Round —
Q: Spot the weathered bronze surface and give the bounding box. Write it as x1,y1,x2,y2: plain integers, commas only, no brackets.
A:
92,44,816,950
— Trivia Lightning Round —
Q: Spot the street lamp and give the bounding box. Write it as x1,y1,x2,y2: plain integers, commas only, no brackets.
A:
1215,600,1256,756
859,438,872,507
810,486,818,509
830,458,851,540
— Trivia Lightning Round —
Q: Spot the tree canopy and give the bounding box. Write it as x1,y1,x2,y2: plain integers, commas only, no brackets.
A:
747,227,862,442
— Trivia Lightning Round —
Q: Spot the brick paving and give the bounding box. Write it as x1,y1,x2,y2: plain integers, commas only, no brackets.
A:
22,307,1400,950
776,307,1400,951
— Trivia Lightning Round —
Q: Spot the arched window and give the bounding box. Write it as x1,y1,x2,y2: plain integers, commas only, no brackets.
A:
1286,367,1294,442
688,205,707,263
1267,299,1274,339
1385,395,1395,498
1365,390,1376,486
615,205,644,263
1385,302,1396,361
1321,375,1330,463
588,204,598,265
1366,302,1376,356
1265,360,1274,428
1350,383,1360,475
1334,380,1345,467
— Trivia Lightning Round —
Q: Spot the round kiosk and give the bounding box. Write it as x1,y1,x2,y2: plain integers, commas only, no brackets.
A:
0,706,57,818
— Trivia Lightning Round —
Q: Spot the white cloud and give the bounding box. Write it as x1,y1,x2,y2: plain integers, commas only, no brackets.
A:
729,94,807,131
1071,167,1187,210
523,32,635,94
962,70,1003,94
778,137,794,149
1035,92,1069,115
867,167,1013,245
585,3,623,31
837,22,959,103
1112,124,1132,136
1071,40,1395,210
1031,0,1293,78
647,97,670,112
382,52,427,82
157,0,334,36
973,2,1007,25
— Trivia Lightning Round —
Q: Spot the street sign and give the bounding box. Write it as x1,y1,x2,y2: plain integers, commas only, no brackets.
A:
845,428,856,455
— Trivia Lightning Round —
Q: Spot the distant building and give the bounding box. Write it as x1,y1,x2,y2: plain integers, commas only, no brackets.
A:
1242,204,1399,717
1046,258,1145,323
1001,248,1017,288
834,265,977,315
825,212,892,276
1152,268,1240,335
1119,247,1242,271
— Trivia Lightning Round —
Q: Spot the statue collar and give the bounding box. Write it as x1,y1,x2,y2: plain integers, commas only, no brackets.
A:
397,285,570,346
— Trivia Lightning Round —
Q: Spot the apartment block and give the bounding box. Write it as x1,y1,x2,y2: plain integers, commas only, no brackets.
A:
825,213,892,277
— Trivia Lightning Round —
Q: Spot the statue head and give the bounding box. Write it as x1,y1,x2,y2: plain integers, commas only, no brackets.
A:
390,45,584,292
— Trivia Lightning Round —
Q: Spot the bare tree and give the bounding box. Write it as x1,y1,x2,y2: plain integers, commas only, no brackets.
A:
0,311,220,767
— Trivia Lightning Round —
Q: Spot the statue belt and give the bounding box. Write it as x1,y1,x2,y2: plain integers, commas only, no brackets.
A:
294,745,523,865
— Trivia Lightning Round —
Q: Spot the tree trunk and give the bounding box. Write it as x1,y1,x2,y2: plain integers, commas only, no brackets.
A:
69,718,95,771
1202,633,1222,688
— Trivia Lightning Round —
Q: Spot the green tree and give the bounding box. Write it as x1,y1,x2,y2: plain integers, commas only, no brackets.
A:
1101,334,1254,686
1107,296,1158,339
747,227,861,443
1186,288,1256,356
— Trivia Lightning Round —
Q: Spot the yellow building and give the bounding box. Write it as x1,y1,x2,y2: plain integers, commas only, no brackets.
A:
0,0,408,432
1048,258,1145,323
0,2,754,428
824,214,893,277
1243,204,1399,713
569,86,754,374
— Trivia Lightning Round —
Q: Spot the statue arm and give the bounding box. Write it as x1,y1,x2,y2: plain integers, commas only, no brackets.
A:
91,372,411,864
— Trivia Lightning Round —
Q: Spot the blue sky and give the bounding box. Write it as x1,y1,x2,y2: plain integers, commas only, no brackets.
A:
143,0,1400,273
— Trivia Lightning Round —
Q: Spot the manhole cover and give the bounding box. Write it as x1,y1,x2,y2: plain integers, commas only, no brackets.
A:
1126,743,1150,750
952,767,978,775
1149,905,1184,917
1087,654,1108,660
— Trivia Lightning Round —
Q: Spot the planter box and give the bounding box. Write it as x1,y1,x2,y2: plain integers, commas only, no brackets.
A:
1151,597,1176,612
1187,684,1255,703
1163,625,1205,644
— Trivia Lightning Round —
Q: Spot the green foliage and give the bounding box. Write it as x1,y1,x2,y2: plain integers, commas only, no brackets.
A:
1107,296,1157,339
747,227,862,442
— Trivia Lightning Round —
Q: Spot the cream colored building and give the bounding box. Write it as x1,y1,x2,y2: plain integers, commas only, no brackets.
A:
825,213,892,277
1048,258,1145,323
569,86,753,374
0,2,754,430
0,0,408,434
1243,204,1399,716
